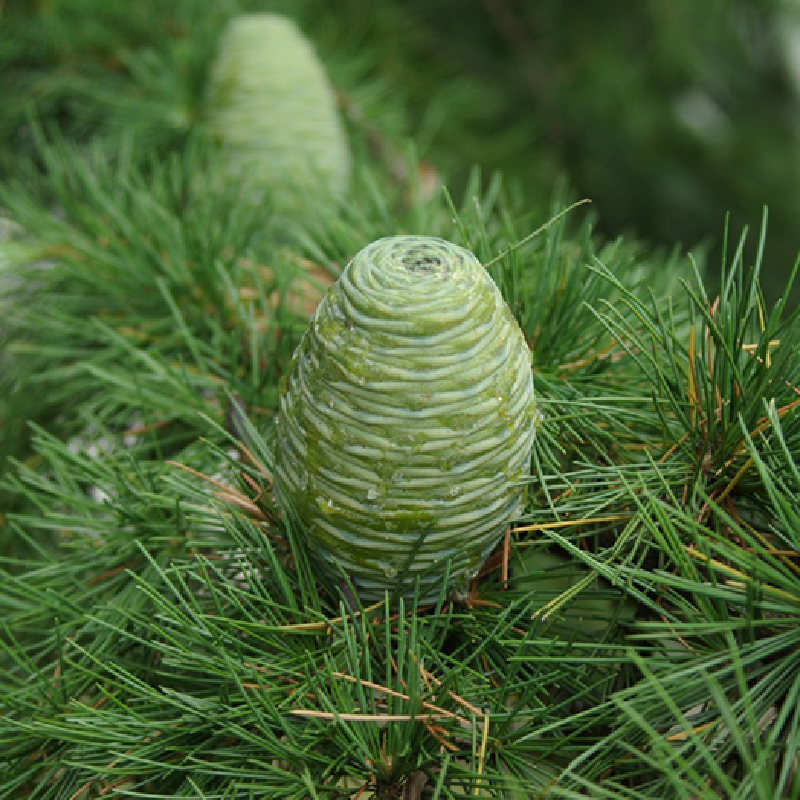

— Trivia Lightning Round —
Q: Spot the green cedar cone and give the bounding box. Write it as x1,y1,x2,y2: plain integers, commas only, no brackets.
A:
274,236,538,602
206,13,350,208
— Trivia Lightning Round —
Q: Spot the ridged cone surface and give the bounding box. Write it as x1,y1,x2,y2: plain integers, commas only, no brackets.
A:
274,236,537,602
207,13,350,206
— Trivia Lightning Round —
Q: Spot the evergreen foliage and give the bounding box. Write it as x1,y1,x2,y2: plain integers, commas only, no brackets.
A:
1,2,799,798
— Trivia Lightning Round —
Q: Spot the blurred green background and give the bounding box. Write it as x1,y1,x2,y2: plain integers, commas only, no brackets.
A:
3,0,800,303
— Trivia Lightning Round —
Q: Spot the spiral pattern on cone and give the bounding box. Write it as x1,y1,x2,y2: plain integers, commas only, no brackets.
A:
274,236,537,601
